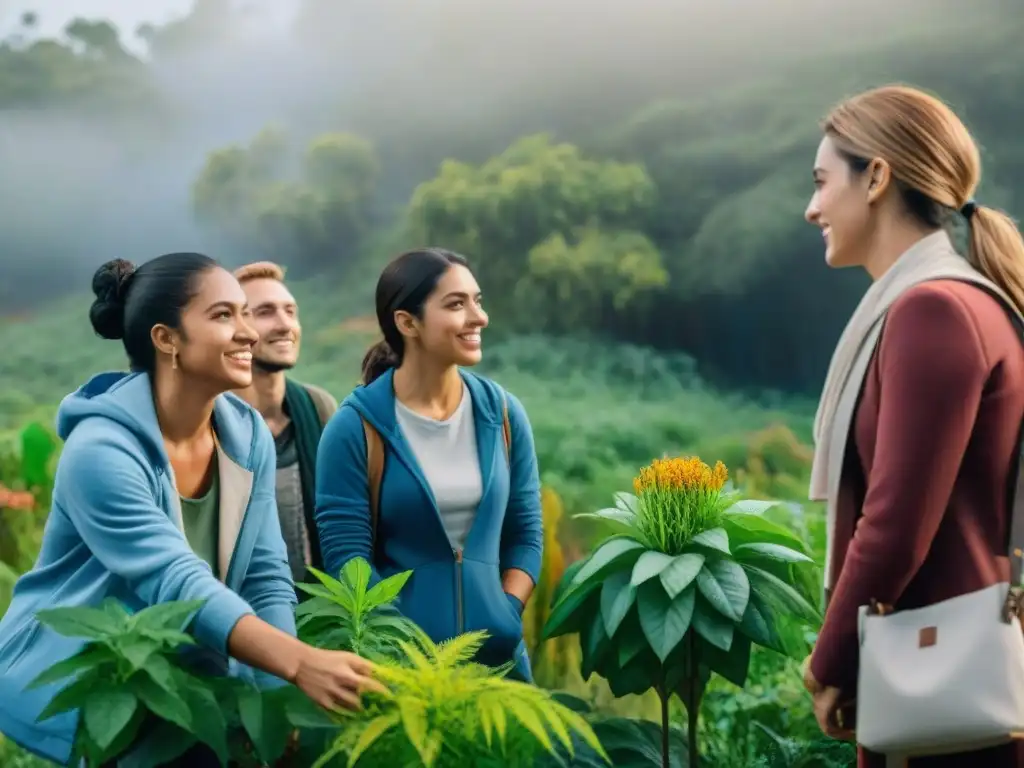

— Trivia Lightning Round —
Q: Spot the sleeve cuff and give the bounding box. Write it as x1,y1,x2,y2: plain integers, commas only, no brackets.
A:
192,589,254,655
500,545,541,585
505,592,525,616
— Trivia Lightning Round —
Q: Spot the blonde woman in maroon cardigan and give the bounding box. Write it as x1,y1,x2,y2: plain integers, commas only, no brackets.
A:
802,85,1024,767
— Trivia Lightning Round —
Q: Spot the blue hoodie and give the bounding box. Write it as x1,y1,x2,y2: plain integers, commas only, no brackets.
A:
315,369,543,679
0,372,297,765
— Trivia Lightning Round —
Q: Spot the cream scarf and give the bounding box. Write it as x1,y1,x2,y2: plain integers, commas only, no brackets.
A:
810,230,1015,589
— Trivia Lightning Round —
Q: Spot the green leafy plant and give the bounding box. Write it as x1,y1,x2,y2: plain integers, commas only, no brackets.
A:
30,599,227,766
296,558,428,660
543,457,821,768
537,695,690,768
31,599,339,768
319,631,609,768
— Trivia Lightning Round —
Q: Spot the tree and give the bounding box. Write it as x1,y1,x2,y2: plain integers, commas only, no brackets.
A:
0,18,153,110
409,134,662,331
192,128,380,276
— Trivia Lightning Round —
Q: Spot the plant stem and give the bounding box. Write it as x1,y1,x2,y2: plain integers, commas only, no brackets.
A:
659,684,670,768
687,631,699,768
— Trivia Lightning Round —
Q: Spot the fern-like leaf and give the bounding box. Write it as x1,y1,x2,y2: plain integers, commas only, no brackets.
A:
346,712,401,768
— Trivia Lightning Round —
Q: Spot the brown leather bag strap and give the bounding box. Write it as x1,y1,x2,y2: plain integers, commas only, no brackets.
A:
362,417,385,551
501,392,512,465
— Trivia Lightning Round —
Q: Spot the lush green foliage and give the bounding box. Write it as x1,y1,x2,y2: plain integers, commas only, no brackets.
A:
296,559,428,659
2,3,1021,389
321,631,607,768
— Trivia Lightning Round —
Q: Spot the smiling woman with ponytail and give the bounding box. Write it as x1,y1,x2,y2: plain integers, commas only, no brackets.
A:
801,84,1024,767
315,248,543,683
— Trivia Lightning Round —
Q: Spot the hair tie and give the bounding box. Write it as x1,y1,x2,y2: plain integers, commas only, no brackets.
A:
960,200,978,220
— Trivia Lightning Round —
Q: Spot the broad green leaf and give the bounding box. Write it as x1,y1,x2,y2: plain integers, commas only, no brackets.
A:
130,600,205,632
100,599,130,623
550,559,590,609
744,564,821,623
27,644,115,688
630,551,675,586
638,582,696,662
343,558,372,598
700,633,752,687
581,610,612,679
733,542,814,564
294,582,342,602
35,607,121,640
284,690,338,729
306,565,349,596
723,499,779,516
723,513,811,555
600,571,636,638
574,509,637,530
135,629,196,648
117,637,162,671
738,591,786,654
364,569,412,610
116,721,196,768
692,598,734,652
571,537,646,589
178,677,229,765
138,652,177,693
129,671,191,730
543,580,600,640
615,612,648,668
83,688,138,751
37,670,103,721
605,648,662,698
688,527,730,555
347,712,401,767
696,558,750,622
237,685,292,764
659,553,705,599
613,492,639,515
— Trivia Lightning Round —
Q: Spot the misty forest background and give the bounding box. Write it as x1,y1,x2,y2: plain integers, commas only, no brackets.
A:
0,0,1023,764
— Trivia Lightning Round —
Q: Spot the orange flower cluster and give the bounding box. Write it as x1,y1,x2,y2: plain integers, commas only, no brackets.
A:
0,483,35,511
633,456,728,495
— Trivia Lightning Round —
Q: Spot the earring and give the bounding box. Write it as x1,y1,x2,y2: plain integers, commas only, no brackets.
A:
171,348,178,370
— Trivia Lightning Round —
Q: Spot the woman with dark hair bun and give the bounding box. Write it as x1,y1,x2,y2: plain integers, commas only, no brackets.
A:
0,253,381,766
316,248,544,681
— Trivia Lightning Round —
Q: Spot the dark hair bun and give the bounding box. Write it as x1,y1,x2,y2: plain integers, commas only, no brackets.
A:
89,258,137,340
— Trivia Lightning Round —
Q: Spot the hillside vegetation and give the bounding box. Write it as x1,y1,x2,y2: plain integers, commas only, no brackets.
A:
1,3,1022,391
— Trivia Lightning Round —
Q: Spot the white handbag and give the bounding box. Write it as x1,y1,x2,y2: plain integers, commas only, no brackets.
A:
854,285,1024,767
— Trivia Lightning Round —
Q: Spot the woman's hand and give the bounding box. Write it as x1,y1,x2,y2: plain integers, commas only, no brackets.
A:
293,646,387,711
802,655,855,741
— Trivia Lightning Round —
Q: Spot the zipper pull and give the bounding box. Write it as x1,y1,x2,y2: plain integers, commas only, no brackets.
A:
453,548,463,563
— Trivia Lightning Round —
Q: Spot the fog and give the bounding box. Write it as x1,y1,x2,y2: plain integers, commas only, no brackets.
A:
0,0,998,307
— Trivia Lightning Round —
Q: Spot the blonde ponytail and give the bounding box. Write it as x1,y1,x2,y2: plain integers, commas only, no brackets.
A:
967,205,1024,315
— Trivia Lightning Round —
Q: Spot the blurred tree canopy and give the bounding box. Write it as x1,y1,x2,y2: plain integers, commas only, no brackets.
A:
3,1,1024,392
191,128,380,277
0,13,154,110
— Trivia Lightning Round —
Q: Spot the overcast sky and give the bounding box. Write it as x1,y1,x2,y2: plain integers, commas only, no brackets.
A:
2,0,190,36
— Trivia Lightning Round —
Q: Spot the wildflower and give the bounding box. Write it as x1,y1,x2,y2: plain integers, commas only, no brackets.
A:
632,456,729,555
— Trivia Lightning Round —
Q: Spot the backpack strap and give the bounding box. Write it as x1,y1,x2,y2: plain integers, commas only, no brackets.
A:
362,417,385,551
501,392,512,464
